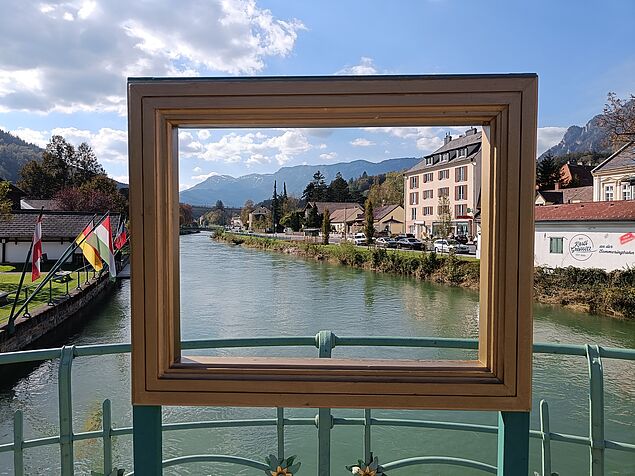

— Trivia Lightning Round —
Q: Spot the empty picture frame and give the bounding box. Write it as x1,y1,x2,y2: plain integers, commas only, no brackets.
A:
128,74,537,410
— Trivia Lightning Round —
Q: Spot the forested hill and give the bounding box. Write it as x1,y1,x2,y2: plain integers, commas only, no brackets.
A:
0,129,43,182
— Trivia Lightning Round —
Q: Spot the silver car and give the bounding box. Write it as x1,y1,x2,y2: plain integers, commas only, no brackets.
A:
433,239,469,254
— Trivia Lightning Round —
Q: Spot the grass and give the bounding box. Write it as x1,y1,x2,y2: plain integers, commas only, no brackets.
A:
0,270,92,325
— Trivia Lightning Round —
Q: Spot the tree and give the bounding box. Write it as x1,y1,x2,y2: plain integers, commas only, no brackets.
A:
436,196,452,238
215,200,225,211
0,181,12,218
364,199,375,244
367,171,404,208
598,92,635,149
305,204,321,228
536,153,562,190
241,199,255,227
179,203,193,226
302,170,328,202
72,142,104,185
322,208,331,244
280,211,303,232
327,172,350,202
271,180,282,232
55,174,127,213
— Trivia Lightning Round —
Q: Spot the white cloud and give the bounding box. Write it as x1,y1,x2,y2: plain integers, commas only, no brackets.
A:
192,171,221,180
0,0,305,113
112,174,129,184
350,138,375,147
180,128,313,166
319,152,337,161
336,57,378,75
193,166,202,173
537,127,567,157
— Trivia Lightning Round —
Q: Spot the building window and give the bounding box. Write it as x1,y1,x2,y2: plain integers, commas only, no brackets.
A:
409,192,419,205
423,189,434,200
549,237,563,254
604,184,614,201
438,169,450,180
455,185,467,200
622,182,632,200
441,153,449,162
425,157,433,165
457,147,467,158
455,166,467,182
409,225,416,234
410,176,419,189
438,187,449,198
455,204,467,217
423,172,433,183
423,206,433,215
411,208,417,220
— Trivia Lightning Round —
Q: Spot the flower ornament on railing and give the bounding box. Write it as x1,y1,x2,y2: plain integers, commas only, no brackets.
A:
346,456,387,475
264,454,301,475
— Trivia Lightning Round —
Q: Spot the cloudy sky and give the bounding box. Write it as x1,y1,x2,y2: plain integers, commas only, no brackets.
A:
0,0,633,189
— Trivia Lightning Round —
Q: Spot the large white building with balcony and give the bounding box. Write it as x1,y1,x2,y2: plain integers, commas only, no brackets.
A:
592,141,635,202
403,128,482,238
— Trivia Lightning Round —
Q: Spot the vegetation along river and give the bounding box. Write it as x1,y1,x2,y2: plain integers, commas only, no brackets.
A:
1,232,634,475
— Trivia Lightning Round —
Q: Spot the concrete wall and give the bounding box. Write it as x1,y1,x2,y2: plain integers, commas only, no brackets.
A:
534,221,635,271
0,275,114,353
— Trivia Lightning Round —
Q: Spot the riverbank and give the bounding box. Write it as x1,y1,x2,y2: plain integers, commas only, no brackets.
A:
214,232,635,319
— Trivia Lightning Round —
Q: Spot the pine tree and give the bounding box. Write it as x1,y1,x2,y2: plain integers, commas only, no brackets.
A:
271,181,280,232
537,153,562,190
327,172,351,202
322,208,331,244
364,199,375,244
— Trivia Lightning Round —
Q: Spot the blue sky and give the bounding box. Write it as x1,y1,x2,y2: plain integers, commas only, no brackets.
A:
0,0,633,190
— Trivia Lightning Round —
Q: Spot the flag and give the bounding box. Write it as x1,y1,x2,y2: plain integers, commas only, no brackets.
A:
31,215,43,281
114,219,128,250
94,215,117,278
76,221,103,272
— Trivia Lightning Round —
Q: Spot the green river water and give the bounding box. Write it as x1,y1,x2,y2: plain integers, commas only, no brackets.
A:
1,232,634,475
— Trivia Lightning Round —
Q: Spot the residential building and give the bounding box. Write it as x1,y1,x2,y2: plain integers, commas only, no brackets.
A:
535,186,593,206
534,201,635,271
0,210,121,264
559,161,594,187
373,204,405,235
20,199,62,210
592,141,635,202
248,206,270,230
304,201,361,217
329,206,364,235
403,128,482,238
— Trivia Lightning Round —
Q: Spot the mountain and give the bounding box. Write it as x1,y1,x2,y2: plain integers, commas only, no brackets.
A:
0,129,43,182
539,113,611,161
179,157,420,206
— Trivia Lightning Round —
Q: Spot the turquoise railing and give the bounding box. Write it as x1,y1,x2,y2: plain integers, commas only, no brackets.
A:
1,332,634,475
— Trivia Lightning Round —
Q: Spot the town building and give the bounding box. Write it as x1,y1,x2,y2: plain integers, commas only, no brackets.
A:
328,205,364,235
0,210,121,264
535,186,593,205
559,161,594,187
534,201,635,271
372,204,405,235
403,128,482,238
592,141,635,202
304,201,361,217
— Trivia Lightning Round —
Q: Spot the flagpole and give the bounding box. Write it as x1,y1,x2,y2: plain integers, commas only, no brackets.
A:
9,212,106,322
7,208,44,334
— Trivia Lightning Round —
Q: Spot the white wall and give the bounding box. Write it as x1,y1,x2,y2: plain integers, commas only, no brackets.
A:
534,221,635,271
2,241,78,264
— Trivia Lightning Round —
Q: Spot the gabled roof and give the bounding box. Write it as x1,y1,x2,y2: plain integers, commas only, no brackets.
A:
307,202,362,215
0,210,121,240
536,186,593,205
592,141,635,174
535,201,635,222
373,204,402,221
406,147,481,175
329,206,363,224
429,130,482,156
20,199,62,211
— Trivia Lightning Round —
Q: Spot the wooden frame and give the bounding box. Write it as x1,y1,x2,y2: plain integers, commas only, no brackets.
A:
128,75,537,410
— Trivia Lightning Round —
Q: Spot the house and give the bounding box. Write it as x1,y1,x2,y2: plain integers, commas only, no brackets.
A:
0,210,121,264
592,141,635,201
1,181,26,210
404,127,482,238
248,206,270,230
373,204,405,235
535,186,593,205
20,199,62,210
560,161,594,187
534,201,635,271
304,202,361,217
329,206,364,235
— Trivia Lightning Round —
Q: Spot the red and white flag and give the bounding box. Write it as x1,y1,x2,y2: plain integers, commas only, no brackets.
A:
31,215,43,281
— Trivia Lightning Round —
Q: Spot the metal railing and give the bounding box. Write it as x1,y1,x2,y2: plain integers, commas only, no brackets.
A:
0,333,634,475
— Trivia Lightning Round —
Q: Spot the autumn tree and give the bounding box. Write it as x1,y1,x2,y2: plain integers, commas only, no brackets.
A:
0,181,12,218
436,196,452,238
598,92,635,149
55,174,127,213
367,171,404,207
179,203,194,226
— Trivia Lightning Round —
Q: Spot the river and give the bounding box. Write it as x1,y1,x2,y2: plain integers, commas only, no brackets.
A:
1,232,634,475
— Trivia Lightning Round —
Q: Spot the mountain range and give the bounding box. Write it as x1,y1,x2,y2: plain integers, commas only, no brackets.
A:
178,157,420,206
539,112,612,160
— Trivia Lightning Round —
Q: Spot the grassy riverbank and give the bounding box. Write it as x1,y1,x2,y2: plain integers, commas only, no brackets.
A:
214,232,635,319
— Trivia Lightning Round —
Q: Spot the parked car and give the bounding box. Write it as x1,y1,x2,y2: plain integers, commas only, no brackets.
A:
396,237,423,250
352,232,367,246
433,239,469,254
375,237,397,248
455,234,468,245
394,233,415,240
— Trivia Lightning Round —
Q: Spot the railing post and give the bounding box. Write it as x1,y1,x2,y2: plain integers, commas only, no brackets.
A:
13,410,24,476
58,345,75,476
540,400,552,476
277,407,285,461
133,405,162,475
586,344,605,476
102,399,113,475
316,331,334,476
364,409,372,463
496,411,529,476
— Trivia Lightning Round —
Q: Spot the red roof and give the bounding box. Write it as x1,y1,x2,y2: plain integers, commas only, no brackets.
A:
535,201,635,222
